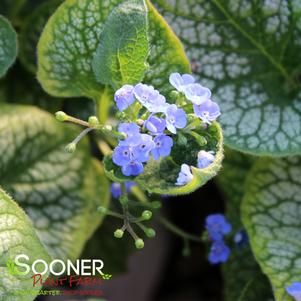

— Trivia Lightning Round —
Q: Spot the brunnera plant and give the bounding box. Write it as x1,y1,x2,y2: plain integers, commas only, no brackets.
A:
0,1,300,301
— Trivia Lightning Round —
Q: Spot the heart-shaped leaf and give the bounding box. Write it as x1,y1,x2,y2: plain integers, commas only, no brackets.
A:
154,0,301,156
93,0,149,89
37,0,190,100
0,104,110,261
104,121,223,195
242,157,301,301
0,15,18,78
217,149,273,301
0,187,51,301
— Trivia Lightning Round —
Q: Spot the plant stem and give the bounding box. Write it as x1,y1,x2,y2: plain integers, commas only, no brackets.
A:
158,216,202,243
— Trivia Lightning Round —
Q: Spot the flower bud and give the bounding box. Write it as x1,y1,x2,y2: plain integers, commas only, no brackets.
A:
151,201,162,209
88,116,99,126
146,228,156,238
65,143,76,153
55,111,68,122
97,206,108,214
141,210,152,220
114,229,124,239
135,239,144,249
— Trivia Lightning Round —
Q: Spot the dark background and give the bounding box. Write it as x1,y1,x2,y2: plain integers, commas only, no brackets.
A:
37,181,224,301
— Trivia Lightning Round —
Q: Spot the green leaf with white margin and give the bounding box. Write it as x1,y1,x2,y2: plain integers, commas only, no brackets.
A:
0,104,110,261
104,121,223,195
19,0,63,74
217,149,273,301
0,15,18,78
0,187,51,301
93,0,149,89
242,157,301,301
37,0,190,99
154,0,301,156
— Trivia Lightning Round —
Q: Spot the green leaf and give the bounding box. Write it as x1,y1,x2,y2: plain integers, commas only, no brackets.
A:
93,0,149,89
154,0,301,156
104,121,223,195
242,157,301,301
19,0,63,74
217,149,273,301
0,187,51,301
0,104,110,261
37,0,190,100
0,15,18,78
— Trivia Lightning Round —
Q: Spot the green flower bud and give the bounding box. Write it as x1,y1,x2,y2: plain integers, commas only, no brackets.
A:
65,143,76,153
55,111,68,122
178,133,187,146
169,90,180,102
151,201,162,209
141,210,152,220
114,229,124,239
88,116,99,126
135,239,144,249
97,206,108,214
146,228,156,238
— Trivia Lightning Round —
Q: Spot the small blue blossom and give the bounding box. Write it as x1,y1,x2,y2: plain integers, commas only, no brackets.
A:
110,182,137,199
122,160,144,176
111,183,122,199
132,134,155,162
134,83,168,113
165,104,187,134
176,164,193,186
193,99,221,124
208,240,230,264
151,134,173,160
145,115,166,135
169,73,195,92
205,213,232,241
118,123,142,147
112,146,133,166
114,85,135,111
183,83,211,105
197,150,215,169
286,282,301,301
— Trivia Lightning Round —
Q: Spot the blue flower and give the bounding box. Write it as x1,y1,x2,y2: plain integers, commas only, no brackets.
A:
112,146,133,166
134,83,168,113
205,213,232,241
114,85,135,111
111,183,122,199
145,115,166,135
176,164,193,186
197,150,215,169
183,83,211,105
286,282,301,301
208,240,230,264
193,99,221,124
165,104,187,134
151,134,173,160
132,134,155,162
169,73,195,92
122,160,144,176
118,123,142,147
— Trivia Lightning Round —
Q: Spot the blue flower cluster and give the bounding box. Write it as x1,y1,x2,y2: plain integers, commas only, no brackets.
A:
113,73,221,182
205,214,232,264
